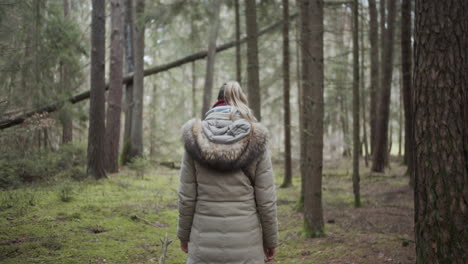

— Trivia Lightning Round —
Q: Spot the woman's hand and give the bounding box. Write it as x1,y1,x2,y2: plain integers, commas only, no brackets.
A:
180,241,188,253
264,247,277,262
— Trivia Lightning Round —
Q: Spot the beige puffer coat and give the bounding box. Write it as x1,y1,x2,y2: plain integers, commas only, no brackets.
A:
177,112,278,264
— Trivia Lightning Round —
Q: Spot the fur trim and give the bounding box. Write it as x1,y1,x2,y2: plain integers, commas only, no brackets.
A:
181,118,269,171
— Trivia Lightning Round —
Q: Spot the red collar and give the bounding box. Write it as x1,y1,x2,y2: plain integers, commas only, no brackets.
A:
212,99,229,108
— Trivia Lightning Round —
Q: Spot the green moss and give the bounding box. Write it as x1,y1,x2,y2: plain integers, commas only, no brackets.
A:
0,161,412,263
303,219,326,238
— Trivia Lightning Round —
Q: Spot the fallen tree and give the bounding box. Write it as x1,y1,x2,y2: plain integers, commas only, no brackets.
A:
0,13,298,130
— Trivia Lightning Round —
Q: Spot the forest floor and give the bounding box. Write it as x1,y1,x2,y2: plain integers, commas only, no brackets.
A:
0,159,415,264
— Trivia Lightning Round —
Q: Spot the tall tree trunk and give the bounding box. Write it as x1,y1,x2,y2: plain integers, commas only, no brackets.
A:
104,0,124,173
296,17,305,208
87,0,107,179
61,0,73,144
300,0,324,236
244,0,261,120
401,0,414,185
334,8,351,157
235,0,242,83
368,0,378,154
201,0,222,117
352,0,360,207
192,62,197,117
371,0,396,172
149,84,157,158
413,1,468,262
398,78,403,158
360,1,369,167
122,0,135,165
129,0,145,159
280,0,292,188
191,8,197,118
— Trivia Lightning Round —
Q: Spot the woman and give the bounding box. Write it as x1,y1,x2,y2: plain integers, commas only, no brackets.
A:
177,81,279,263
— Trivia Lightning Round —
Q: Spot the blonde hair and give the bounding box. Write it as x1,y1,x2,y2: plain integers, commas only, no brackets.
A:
222,81,257,122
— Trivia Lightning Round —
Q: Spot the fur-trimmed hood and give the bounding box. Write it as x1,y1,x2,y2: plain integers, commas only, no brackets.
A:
181,113,269,171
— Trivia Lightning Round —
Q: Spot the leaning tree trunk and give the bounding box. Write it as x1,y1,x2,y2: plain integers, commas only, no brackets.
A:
371,0,396,172
352,0,360,207
129,0,145,159
401,0,414,185
368,0,378,154
300,0,324,237
122,0,135,165
235,0,242,83
87,0,107,179
413,1,468,263
244,0,261,120
200,0,222,117
280,0,292,188
104,0,124,173
0,14,298,130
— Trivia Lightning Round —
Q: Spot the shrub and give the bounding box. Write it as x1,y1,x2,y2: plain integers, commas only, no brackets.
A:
0,143,87,189
58,185,74,202
127,156,152,178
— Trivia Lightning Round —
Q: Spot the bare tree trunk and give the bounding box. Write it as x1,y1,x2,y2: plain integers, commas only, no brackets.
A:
104,0,124,173
300,0,324,237
413,1,468,262
201,0,222,117
87,0,107,179
122,0,135,165
60,0,73,144
398,78,403,158
244,0,261,120
371,0,396,172
192,62,197,117
352,0,360,207
191,8,197,118
280,0,292,188
296,16,305,208
129,0,145,159
401,0,414,185
360,2,369,167
368,0,378,155
334,8,351,157
149,84,157,158
235,0,242,83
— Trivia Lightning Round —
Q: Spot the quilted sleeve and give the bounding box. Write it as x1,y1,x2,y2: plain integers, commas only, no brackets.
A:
254,149,279,248
176,150,197,242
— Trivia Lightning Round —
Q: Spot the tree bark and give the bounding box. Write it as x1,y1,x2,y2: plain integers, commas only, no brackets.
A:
280,0,292,188
360,1,369,167
300,0,324,236
368,0,378,154
401,0,414,185
104,0,124,173
352,0,360,207
149,84,157,158
235,0,242,83
413,1,468,263
87,0,107,179
244,0,261,120
201,0,222,117
122,0,135,165
371,0,396,172
296,16,305,208
61,0,73,144
129,0,145,159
